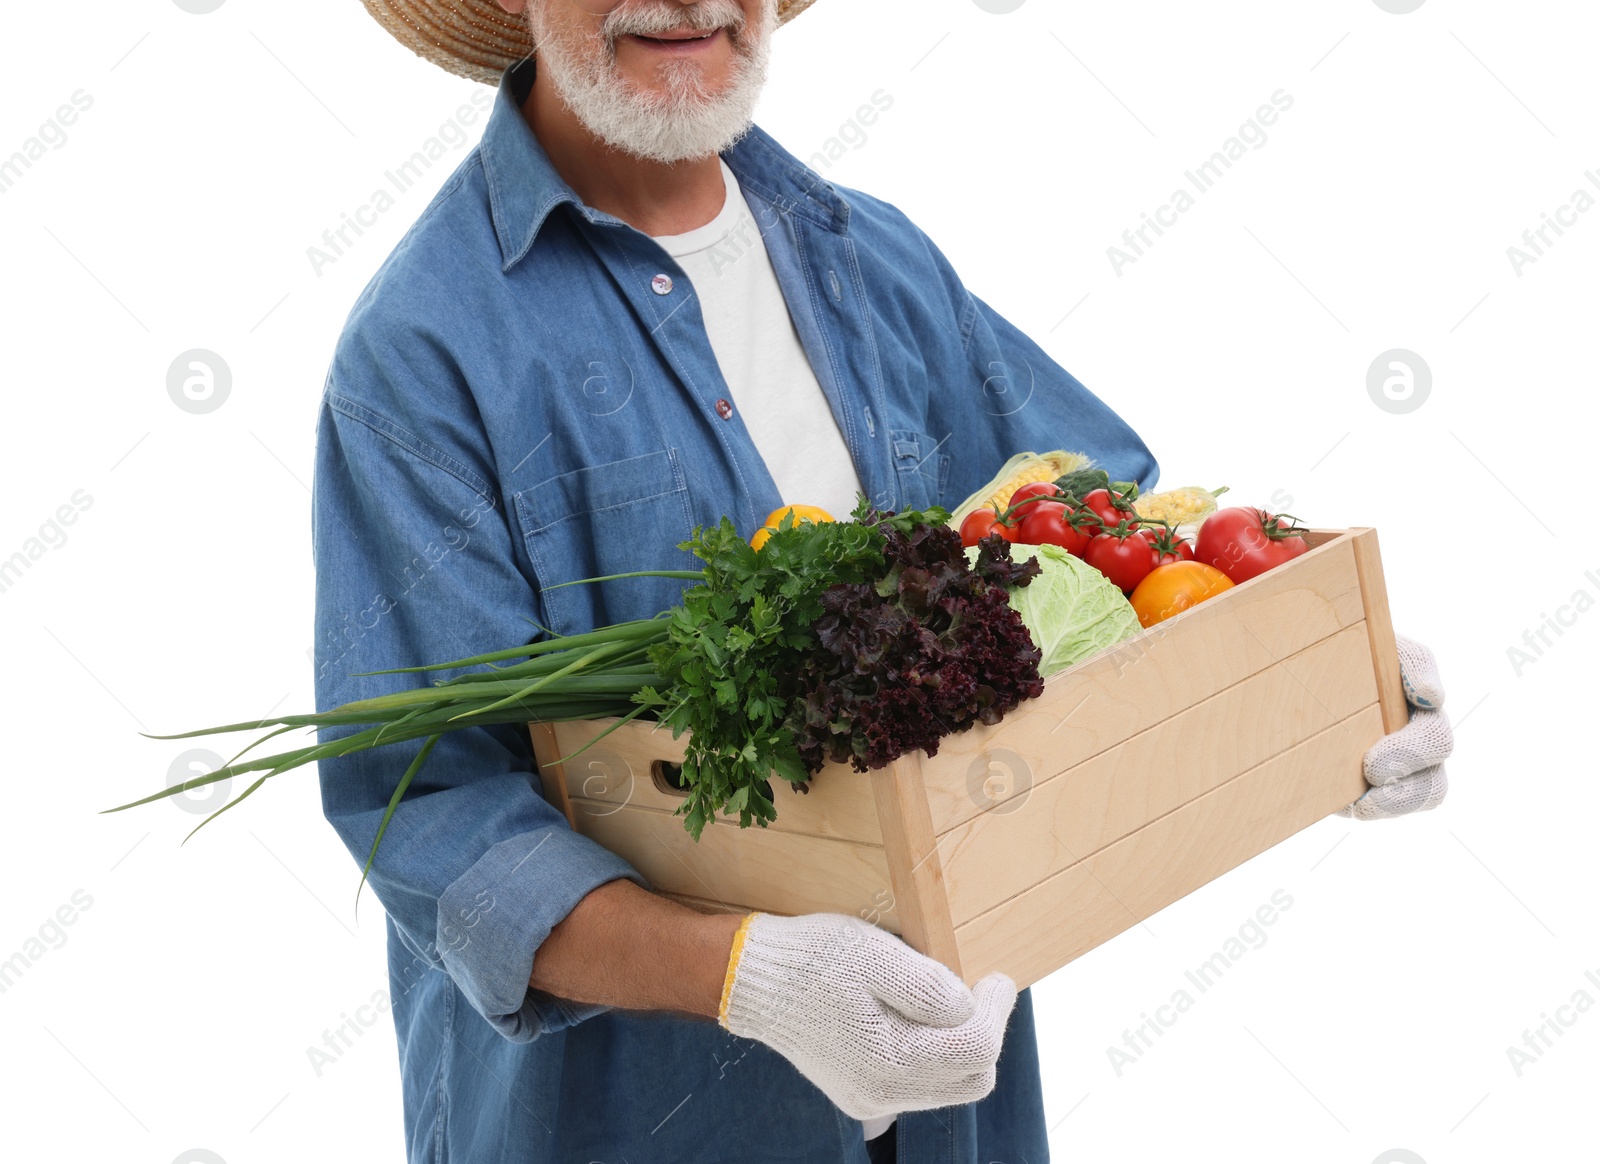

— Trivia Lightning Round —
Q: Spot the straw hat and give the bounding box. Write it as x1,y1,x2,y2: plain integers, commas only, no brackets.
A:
362,0,820,86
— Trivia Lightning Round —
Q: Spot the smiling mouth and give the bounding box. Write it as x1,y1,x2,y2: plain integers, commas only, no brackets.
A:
627,28,724,46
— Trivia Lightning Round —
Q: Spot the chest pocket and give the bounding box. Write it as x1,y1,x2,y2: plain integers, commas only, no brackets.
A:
513,448,700,636
889,429,951,511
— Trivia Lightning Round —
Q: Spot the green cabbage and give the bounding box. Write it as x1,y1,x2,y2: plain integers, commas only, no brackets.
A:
969,542,1142,676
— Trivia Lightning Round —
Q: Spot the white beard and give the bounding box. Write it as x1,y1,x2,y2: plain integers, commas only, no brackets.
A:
528,0,778,165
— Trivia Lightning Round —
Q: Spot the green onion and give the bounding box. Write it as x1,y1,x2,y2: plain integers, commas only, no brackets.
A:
106,607,678,909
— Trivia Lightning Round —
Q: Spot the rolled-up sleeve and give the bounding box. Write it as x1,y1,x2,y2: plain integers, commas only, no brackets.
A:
311,354,650,1042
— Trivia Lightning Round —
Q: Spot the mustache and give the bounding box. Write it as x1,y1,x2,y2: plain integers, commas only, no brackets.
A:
603,0,750,38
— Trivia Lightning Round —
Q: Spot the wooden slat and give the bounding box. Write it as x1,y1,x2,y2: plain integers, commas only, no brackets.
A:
951,704,1380,990
528,722,578,830
574,801,900,928
939,622,1379,925
546,719,884,845
1348,527,1410,733
919,531,1367,835
868,753,961,974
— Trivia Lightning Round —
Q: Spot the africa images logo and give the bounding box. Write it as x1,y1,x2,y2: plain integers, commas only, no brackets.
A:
1366,349,1431,415
167,349,231,415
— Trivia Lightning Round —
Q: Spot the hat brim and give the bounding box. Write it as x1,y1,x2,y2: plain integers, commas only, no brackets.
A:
363,0,818,87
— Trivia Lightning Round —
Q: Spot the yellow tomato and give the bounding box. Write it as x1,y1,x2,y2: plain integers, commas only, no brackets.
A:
1128,561,1233,628
750,505,835,551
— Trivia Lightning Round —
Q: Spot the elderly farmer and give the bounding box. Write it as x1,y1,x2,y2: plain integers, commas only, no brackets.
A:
312,2,1453,1161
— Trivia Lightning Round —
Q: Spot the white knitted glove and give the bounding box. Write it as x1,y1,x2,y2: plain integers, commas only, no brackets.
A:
1336,634,1451,820
716,911,1018,1120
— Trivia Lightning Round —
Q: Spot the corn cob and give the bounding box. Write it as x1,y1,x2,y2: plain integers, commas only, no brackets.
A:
1133,485,1228,541
1132,486,1227,528
950,451,1092,526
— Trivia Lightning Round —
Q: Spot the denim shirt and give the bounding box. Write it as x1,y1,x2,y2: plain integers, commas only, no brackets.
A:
311,56,1157,1164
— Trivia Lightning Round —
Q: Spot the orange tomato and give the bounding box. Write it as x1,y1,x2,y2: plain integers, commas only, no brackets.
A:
750,505,834,551
1128,561,1233,628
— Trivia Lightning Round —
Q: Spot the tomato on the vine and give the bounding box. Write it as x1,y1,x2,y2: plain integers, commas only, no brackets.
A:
1015,500,1097,556
1143,523,1196,567
1006,481,1063,520
1194,507,1309,584
960,508,1015,548
1084,525,1160,592
1079,487,1137,532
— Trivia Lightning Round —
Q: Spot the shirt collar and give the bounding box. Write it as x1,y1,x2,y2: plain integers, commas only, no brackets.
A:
479,56,851,274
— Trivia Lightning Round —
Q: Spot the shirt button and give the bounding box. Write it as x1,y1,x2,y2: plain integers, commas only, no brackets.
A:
651,273,674,295
714,398,734,419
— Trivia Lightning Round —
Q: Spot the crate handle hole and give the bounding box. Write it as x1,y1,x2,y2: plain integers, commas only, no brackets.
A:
651,760,690,797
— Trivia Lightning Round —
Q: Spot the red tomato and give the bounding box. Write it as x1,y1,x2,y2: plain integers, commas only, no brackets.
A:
1143,524,1196,567
1194,507,1309,584
1079,487,1138,532
1084,528,1159,592
1006,481,1063,519
1016,501,1095,556
960,508,1014,548
1012,500,1062,545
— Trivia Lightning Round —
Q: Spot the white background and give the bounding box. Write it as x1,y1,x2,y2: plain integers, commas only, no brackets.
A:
1,1,1595,1162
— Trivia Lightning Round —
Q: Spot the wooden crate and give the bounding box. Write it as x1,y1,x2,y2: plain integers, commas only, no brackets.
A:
528,527,1407,989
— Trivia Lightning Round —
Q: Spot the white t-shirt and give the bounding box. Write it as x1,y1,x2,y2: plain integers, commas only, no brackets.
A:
649,158,864,524
650,163,894,1144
